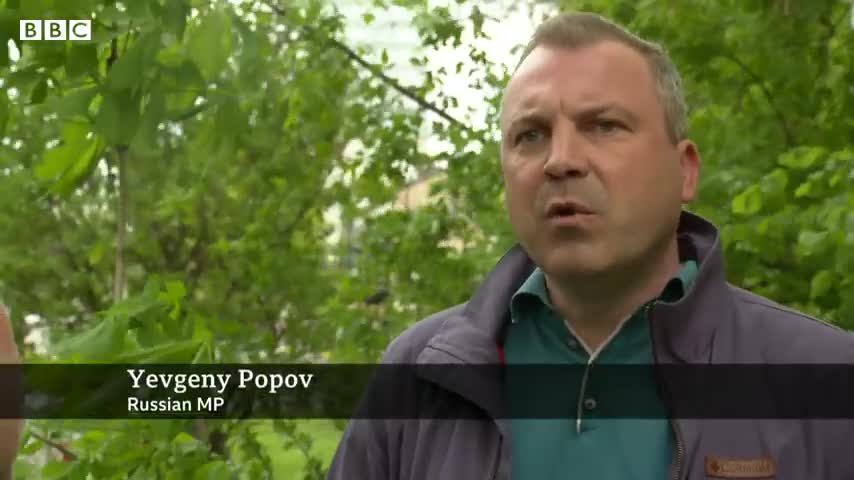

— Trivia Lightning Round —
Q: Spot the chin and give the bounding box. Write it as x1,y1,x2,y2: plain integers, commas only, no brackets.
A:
535,242,613,278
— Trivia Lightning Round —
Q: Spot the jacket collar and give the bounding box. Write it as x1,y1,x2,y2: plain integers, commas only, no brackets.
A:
650,211,733,364
416,210,734,366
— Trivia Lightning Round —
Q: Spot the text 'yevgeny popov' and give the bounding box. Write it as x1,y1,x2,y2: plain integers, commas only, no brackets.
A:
127,368,315,395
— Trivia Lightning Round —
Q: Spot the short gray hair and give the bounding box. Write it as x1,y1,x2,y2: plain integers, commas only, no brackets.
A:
510,12,688,143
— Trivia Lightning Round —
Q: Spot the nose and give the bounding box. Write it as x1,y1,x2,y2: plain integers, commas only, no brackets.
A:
543,124,589,179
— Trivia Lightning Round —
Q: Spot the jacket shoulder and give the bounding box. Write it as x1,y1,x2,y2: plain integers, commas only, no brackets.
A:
380,303,467,363
729,285,854,362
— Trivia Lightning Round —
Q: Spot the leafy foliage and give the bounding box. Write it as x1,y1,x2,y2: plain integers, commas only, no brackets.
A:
0,0,851,477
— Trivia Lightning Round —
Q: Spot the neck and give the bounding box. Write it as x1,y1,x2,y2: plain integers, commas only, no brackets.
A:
544,235,681,353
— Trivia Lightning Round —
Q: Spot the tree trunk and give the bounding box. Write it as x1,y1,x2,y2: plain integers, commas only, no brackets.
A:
113,146,129,303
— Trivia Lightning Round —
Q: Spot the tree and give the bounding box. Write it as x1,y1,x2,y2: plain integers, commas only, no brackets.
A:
560,0,854,327
0,0,850,477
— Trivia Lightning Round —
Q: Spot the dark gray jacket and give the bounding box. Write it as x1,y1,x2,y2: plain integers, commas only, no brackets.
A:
327,211,854,479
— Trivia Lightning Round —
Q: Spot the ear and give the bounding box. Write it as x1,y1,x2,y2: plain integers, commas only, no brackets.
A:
677,139,701,203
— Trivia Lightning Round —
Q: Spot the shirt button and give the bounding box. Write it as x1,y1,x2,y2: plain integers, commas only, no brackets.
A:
567,338,579,349
583,397,597,411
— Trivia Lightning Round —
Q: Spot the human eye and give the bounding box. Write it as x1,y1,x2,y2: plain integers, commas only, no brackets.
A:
591,118,624,134
514,127,548,146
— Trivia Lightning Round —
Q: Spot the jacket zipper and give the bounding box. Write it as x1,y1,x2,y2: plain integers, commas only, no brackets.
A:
494,344,505,480
668,411,686,480
490,432,503,480
646,301,685,480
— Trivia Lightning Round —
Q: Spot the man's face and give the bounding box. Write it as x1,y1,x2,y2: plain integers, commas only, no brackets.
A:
500,41,700,279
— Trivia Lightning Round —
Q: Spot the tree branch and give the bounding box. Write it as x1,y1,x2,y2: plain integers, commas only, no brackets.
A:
185,197,210,288
30,431,78,462
266,2,471,133
112,146,129,302
169,101,211,122
106,36,118,71
106,28,130,303
719,54,794,147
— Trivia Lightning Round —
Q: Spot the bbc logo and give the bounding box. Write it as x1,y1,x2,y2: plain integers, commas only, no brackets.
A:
20,20,92,41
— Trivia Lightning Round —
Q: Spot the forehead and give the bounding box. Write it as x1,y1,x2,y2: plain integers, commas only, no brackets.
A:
502,41,658,124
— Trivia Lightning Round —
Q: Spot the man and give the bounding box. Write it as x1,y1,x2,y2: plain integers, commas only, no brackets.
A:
0,306,22,480
327,11,854,480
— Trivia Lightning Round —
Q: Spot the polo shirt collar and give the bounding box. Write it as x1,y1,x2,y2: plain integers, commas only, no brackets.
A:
510,259,699,324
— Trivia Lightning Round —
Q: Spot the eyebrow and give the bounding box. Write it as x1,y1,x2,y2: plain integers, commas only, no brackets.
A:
504,102,639,131
576,103,639,124
505,109,550,131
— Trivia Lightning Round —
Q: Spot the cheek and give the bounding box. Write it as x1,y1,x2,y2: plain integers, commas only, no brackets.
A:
507,175,539,211
603,162,682,233
601,147,677,202
503,169,541,223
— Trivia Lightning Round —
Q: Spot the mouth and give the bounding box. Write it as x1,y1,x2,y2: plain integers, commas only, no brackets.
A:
546,201,594,218
545,201,596,227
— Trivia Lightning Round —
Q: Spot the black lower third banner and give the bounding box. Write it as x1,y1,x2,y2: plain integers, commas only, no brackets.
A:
0,364,852,419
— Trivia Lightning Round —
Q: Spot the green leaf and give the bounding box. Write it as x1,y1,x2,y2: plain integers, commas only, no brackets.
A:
731,184,762,215
162,0,190,40
130,90,166,155
46,85,98,120
794,181,812,198
760,168,788,193
158,279,187,319
95,90,141,145
52,0,99,17
65,44,99,78
186,8,233,81
30,77,48,104
35,122,102,195
161,60,206,112
161,280,186,302
54,136,101,195
88,25,122,45
40,461,75,479
105,30,161,91
193,461,230,480
52,315,129,362
212,96,241,149
778,146,825,170
172,432,202,455
19,438,44,455
87,242,104,266
797,231,827,258
105,278,163,320
124,0,152,19
113,339,204,363
156,43,185,68
33,43,67,71
810,270,834,300
34,124,85,181
362,12,375,24
94,3,132,28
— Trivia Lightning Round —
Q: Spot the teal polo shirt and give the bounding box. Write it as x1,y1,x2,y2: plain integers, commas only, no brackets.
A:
505,260,698,480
